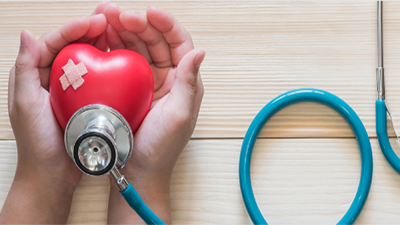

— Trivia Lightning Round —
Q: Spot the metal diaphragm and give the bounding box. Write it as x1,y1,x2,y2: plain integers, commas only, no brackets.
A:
65,104,134,176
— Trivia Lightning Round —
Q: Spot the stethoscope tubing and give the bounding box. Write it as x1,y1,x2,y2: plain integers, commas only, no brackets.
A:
240,88,373,224
376,100,400,174
120,182,166,225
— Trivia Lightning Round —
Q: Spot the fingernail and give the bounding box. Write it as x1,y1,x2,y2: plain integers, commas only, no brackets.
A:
20,30,30,47
194,50,205,69
91,13,104,19
109,2,119,8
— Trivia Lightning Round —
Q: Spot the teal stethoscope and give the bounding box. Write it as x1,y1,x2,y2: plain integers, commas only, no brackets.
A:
240,1,399,224
107,2,397,224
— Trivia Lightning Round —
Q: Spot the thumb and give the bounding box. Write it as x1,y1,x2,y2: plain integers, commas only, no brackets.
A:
14,30,41,98
169,48,205,111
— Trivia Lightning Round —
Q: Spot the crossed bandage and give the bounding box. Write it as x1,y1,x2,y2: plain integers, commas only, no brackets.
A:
59,59,88,91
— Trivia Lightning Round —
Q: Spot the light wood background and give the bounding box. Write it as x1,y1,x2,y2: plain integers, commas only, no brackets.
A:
1,1,400,224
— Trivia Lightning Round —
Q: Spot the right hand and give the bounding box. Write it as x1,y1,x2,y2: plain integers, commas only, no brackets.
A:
102,3,205,224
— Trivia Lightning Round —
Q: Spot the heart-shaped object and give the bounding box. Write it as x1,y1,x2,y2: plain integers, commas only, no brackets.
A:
50,43,154,134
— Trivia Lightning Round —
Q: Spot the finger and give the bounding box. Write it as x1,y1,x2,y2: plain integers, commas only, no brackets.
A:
168,49,205,111
91,1,110,15
38,17,91,68
14,30,41,102
104,2,125,32
120,10,171,67
39,14,107,65
105,5,151,60
106,24,125,50
117,30,152,62
8,66,16,112
86,37,98,46
192,73,204,121
146,6,194,66
15,30,40,78
94,32,109,52
153,66,174,100
80,2,110,50
38,67,51,90
104,4,125,50
81,14,107,40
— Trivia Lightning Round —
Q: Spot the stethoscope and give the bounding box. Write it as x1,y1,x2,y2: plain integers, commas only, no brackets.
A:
62,1,398,225
240,1,399,224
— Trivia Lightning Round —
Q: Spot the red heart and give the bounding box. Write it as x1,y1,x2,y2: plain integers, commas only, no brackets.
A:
50,43,154,135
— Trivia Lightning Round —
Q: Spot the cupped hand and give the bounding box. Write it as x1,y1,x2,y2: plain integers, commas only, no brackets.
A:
1,3,109,224
105,3,205,184
103,3,205,224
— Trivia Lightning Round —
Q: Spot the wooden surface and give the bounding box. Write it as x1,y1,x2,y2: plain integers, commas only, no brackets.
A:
1,1,400,224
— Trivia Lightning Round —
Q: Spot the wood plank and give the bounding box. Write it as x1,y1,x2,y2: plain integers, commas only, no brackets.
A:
1,1,400,139
0,139,400,224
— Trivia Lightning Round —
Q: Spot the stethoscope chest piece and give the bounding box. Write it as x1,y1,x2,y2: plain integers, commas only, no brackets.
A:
64,104,165,224
64,104,133,176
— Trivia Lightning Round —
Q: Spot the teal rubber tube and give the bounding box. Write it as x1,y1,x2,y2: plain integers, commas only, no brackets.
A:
239,88,373,224
376,100,400,174
120,182,166,225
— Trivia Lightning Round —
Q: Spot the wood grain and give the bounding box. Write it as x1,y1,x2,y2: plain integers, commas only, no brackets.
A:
2,1,400,139
1,139,400,224
2,1,400,224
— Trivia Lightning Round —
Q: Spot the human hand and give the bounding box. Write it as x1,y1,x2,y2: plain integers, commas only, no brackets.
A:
103,3,205,224
0,4,109,224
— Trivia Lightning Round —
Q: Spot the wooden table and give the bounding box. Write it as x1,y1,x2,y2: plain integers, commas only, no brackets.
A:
1,1,400,224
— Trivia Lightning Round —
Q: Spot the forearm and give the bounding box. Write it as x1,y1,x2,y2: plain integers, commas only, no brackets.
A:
0,170,76,224
107,173,172,224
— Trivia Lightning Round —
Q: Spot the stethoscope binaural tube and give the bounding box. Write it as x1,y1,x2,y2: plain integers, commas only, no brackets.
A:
375,1,400,175
239,89,373,224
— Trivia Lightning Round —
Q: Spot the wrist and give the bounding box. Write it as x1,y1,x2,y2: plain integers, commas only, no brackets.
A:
14,159,81,194
0,167,76,224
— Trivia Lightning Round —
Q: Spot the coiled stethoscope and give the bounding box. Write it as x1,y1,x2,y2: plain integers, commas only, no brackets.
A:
240,1,399,224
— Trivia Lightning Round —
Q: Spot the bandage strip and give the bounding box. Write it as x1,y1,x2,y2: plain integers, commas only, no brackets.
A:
60,59,88,91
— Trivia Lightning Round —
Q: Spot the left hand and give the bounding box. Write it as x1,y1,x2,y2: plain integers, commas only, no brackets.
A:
0,3,109,224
